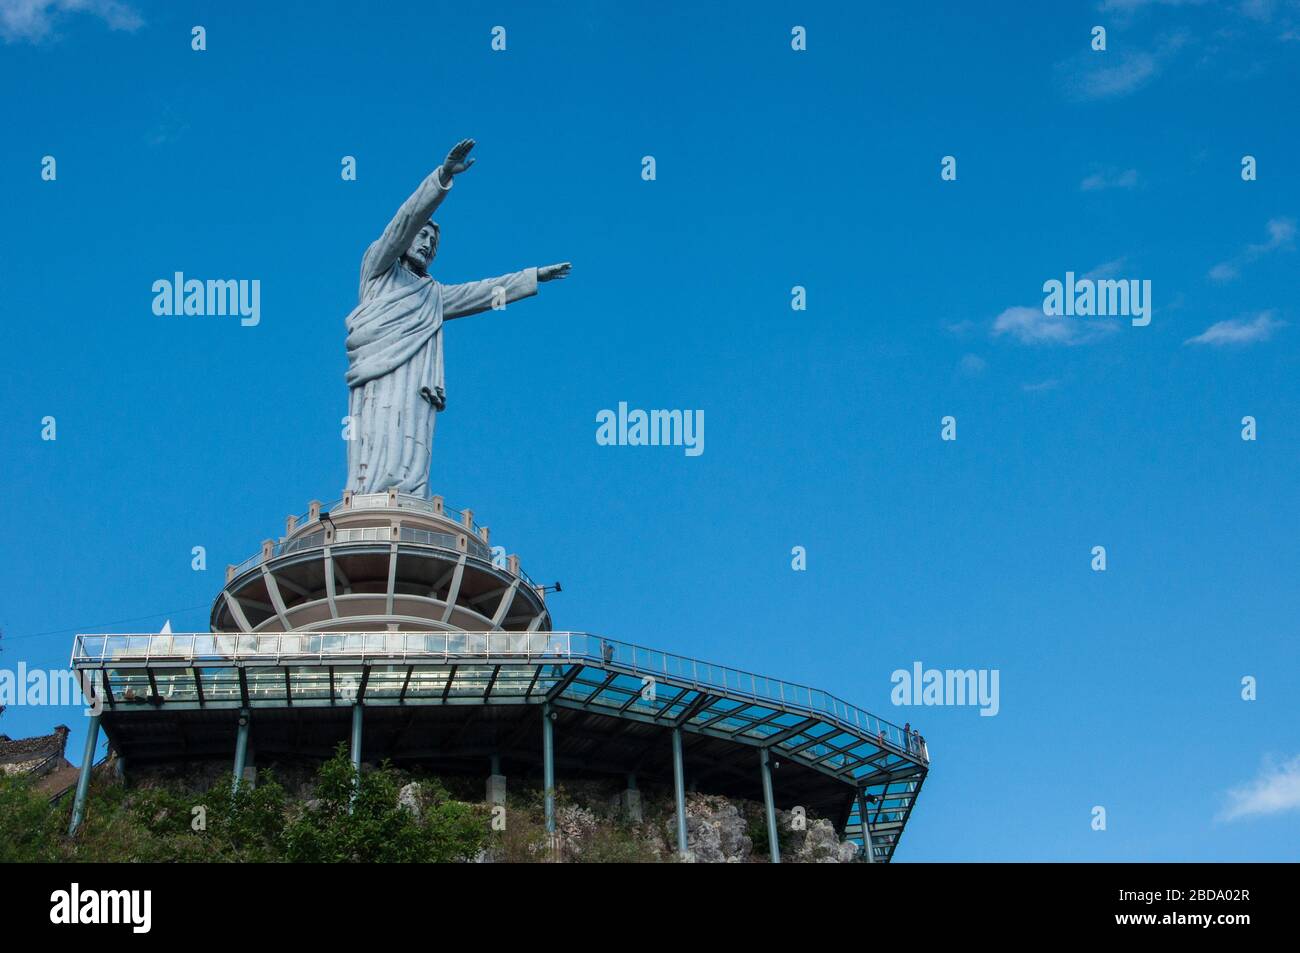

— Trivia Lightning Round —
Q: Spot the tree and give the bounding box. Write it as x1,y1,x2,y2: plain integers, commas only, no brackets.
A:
283,745,486,863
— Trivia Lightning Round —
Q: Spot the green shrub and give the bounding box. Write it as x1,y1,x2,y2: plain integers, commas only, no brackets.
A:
282,745,487,863
0,775,63,862
1,747,489,863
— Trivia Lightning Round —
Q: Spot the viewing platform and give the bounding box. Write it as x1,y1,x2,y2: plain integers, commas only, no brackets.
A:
70,630,929,861
64,490,930,861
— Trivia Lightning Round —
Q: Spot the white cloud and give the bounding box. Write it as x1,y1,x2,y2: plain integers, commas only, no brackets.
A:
1208,262,1239,282
991,305,1118,346
1022,379,1062,392
1184,310,1284,345
0,0,141,43
1062,30,1190,101
1209,217,1296,282
1258,216,1297,249
1075,51,1161,98
1219,754,1300,821
1081,169,1139,191
1083,258,1128,280
1239,0,1277,22
1098,0,1207,11
958,353,987,376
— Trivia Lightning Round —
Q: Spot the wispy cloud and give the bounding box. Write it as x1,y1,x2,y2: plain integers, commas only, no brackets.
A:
990,259,1129,346
1208,261,1240,282
1219,754,1300,821
1072,50,1161,99
1208,217,1296,282
991,305,1119,346
1238,0,1277,22
1022,379,1062,392
1081,168,1139,191
146,105,190,146
957,353,987,377
1249,216,1294,249
0,0,141,44
1062,32,1190,101
1083,258,1128,280
1098,0,1208,12
1185,310,1284,346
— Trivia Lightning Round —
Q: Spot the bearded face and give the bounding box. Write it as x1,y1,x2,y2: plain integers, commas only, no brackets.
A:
403,222,439,274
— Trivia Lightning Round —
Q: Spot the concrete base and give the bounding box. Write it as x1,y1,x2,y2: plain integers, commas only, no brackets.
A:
486,773,507,806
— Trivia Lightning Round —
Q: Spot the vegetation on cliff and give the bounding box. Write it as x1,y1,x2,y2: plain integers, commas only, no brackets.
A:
1,746,859,863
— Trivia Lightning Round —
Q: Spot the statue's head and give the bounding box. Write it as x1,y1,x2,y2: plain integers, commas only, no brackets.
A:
402,221,440,275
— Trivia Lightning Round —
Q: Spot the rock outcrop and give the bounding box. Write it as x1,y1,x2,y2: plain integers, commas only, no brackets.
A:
655,792,860,863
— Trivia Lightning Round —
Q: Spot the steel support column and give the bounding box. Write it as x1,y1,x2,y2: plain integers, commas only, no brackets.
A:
857,789,877,863
232,709,250,793
542,702,555,835
487,754,506,806
350,704,363,771
349,703,363,808
672,727,689,858
67,715,101,835
760,747,780,864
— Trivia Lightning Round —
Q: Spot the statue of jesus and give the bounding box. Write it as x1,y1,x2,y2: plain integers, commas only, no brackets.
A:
344,139,570,496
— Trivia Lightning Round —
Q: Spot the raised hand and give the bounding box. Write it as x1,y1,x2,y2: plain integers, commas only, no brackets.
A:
538,262,571,282
441,138,476,180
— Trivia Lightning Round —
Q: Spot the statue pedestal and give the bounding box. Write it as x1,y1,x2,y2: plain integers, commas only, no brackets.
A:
214,491,549,635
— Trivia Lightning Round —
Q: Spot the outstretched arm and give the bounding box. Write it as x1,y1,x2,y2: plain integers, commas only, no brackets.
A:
360,139,477,281
442,267,537,320
442,262,571,320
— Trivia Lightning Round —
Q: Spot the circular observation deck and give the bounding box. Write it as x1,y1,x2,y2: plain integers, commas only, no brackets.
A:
211,490,551,634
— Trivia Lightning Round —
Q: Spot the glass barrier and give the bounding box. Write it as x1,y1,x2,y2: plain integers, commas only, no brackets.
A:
72,631,919,756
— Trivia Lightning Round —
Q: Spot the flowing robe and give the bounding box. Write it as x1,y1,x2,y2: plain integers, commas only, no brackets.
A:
344,168,538,496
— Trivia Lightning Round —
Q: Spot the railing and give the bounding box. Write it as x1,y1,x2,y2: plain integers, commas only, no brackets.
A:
228,492,519,586
228,550,265,578
334,526,390,544
23,749,66,779
280,531,326,556
292,494,479,531
69,631,924,761
398,526,457,546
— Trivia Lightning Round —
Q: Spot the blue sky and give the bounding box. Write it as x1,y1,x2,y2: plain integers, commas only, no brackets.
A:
1,0,1297,860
